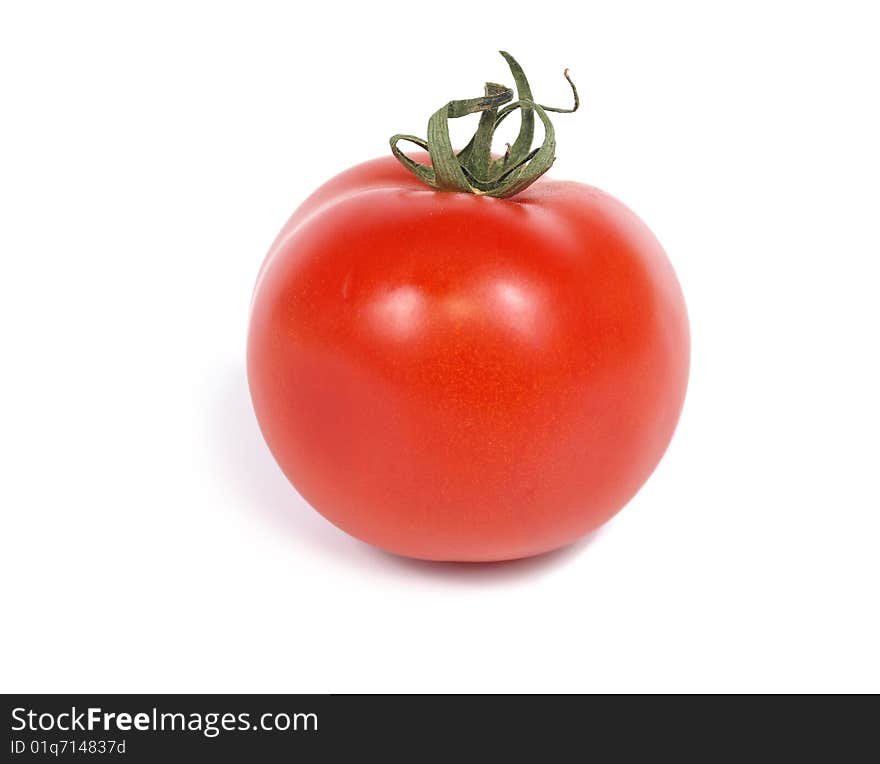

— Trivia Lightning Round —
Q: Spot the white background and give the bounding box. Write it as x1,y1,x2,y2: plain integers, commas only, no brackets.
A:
2,1,878,693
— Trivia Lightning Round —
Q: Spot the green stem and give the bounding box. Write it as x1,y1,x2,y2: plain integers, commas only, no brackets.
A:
389,52,579,198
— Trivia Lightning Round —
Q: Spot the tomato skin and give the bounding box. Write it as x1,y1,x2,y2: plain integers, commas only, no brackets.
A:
247,156,689,561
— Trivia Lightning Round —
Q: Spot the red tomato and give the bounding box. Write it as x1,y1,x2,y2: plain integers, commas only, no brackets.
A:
247,155,689,561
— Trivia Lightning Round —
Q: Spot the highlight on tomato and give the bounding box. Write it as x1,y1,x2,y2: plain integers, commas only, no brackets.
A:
247,52,689,561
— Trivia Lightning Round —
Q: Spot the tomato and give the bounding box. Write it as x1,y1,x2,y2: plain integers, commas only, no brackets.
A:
247,154,689,561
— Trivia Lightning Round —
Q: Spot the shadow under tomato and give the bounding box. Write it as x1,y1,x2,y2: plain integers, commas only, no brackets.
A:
369,530,601,583
208,362,599,583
